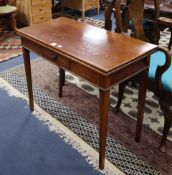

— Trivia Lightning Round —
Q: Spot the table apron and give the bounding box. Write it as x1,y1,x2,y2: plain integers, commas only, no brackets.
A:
21,37,149,90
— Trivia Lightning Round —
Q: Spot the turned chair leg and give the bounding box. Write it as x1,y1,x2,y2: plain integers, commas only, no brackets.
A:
115,81,127,112
159,114,172,152
159,98,172,152
159,101,172,152
58,68,65,98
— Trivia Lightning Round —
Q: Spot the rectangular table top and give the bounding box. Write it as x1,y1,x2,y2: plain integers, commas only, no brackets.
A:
17,17,157,74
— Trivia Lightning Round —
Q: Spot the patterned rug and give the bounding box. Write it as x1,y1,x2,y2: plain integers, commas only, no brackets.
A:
159,28,171,48
7,58,172,175
0,69,163,175
65,71,172,141
0,77,108,175
0,31,22,62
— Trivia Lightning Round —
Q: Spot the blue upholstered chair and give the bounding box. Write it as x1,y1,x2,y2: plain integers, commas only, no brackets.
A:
105,0,172,152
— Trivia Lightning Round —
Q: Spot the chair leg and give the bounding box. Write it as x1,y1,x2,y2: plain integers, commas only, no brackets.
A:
159,100,172,152
58,68,65,98
115,81,127,112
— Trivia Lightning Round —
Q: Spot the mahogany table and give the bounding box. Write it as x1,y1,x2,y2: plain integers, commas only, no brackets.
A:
17,17,157,169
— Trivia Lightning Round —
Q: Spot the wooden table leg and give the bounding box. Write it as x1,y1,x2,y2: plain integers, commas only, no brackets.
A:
99,89,110,170
58,68,65,98
22,47,34,111
135,69,148,142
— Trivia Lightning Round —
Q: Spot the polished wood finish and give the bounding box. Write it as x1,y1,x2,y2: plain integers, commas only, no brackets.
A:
16,0,52,25
61,0,99,20
17,17,157,169
105,0,172,152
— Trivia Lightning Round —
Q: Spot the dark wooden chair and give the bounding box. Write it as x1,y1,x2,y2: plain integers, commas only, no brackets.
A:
143,0,172,50
146,0,172,50
0,0,17,32
105,0,172,152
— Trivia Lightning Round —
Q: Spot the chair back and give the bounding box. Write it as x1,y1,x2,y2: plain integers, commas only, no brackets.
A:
127,0,146,41
105,0,160,43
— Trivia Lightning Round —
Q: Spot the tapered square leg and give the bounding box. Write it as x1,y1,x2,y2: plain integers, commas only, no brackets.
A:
22,47,34,111
99,89,110,169
58,68,65,98
135,69,148,141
